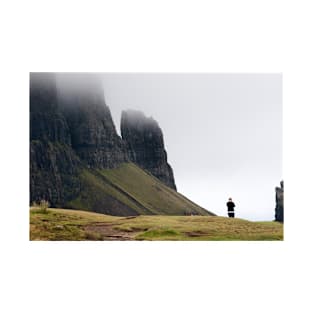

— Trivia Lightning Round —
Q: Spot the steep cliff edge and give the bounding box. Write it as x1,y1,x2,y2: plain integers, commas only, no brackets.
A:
30,73,81,206
275,181,284,222
30,73,71,145
30,73,212,216
121,110,177,190
58,74,128,169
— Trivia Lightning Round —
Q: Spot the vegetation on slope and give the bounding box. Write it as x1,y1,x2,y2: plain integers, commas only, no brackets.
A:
99,163,211,215
30,208,283,241
66,162,213,216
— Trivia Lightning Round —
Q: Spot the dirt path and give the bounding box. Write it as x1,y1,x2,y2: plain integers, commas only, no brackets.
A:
84,219,139,241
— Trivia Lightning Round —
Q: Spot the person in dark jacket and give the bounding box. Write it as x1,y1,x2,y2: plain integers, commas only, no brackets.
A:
227,198,235,218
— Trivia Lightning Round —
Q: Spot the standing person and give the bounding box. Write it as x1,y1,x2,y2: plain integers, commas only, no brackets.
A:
227,198,235,218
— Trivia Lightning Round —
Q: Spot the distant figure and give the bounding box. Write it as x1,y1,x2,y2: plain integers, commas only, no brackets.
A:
227,198,235,218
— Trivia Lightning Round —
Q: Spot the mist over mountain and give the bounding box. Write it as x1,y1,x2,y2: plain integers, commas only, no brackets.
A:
30,73,211,216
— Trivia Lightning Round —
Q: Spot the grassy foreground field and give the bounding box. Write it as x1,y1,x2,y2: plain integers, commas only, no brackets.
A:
30,208,283,241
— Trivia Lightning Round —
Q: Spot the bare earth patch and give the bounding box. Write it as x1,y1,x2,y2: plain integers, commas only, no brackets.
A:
184,230,208,237
84,222,140,241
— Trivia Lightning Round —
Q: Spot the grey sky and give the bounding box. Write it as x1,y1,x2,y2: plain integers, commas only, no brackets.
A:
100,73,282,221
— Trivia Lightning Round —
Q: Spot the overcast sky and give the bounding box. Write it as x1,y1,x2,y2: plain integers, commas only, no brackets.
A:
100,73,282,221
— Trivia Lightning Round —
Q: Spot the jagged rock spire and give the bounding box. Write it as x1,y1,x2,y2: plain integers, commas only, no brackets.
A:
121,110,177,190
275,180,284,222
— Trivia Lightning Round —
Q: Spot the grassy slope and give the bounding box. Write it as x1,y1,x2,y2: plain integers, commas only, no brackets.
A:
30,208,283,241
66,162,213,216
99,163,212,215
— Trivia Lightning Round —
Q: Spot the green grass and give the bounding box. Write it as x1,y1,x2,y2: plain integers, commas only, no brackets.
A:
30,207,122,241
98,163,212,216
66,168,150,214
30,207,283,241
65,162,213,216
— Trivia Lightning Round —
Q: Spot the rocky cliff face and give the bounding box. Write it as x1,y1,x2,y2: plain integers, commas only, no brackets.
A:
30,73,81,206
58,75,128,169
30,73,71,145
121,110,177,190
30,73,129,207
30,73,187,215
275,181,284,222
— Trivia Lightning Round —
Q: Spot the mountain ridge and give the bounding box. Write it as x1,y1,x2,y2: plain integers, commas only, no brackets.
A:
30,73,214,216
